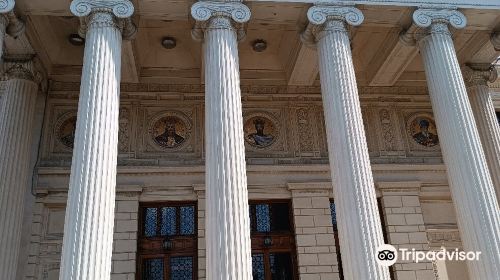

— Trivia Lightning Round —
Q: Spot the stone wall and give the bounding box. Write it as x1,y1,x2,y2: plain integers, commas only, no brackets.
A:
288,183,341,280
379,182,434,280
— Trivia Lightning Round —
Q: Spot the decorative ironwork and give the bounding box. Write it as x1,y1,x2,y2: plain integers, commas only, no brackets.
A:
144,208,158,237
252,254,265,280
143,258,164,280
170,256,193,280
161,207,176,236
180,206,195,235
330,202,338,231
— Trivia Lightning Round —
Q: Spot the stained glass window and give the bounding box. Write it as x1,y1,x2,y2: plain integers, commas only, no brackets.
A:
256,204,271,232
270,253,293,280
143,258,164,280
330,202,338,231
180,206,195,235
161,207,176,236
144,208,158,237
142,204,196,237
170,256,193,280
250,202,291,233
252,254,265,280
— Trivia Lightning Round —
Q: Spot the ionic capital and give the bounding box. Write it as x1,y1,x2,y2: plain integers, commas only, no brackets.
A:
462,64,498,88
0,0,15,14
412,8,466,41
301,5,364,47
190,1,251,41
70,0,136,40
2,55,38,82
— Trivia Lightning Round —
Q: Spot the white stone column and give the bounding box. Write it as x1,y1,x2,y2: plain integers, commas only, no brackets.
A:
413,8,500,279
301,5,390,280
58,1,135,279
191,2,252,279
462,65,500,201
0,60,38,280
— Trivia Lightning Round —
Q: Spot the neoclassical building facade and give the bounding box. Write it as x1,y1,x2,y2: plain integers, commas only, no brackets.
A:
0,0,499,280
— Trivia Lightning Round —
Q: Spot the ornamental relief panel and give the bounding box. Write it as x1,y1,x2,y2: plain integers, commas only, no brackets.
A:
40,94,443,166
373,107,405,157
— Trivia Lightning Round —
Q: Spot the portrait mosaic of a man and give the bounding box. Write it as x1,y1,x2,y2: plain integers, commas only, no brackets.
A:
57,116,77,149
244,116,276,148
151,116,187,149
410,117,439,147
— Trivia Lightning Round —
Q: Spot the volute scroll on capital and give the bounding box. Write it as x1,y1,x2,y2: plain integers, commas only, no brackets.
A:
0,0,15,14
301,5,364,47
70,0,136,40
190,1,251,41
411,8,466,41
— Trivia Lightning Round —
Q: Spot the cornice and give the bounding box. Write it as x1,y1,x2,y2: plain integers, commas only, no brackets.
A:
49,81,428,95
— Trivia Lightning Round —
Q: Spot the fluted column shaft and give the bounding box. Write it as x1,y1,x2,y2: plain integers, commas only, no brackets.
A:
413,9,500,279
0,73,38,280
303,5,389,280
191,2,252,279
463,66,500,201
59,1,133,278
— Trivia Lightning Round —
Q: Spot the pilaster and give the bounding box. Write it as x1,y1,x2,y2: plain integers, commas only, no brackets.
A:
287,183,341,280
193,184,206,280
412,8,500,279
302,4,390,279
378,182,434,280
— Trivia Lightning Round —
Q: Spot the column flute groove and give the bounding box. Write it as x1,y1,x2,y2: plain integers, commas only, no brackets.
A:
191,1,252,279
302,5,390,280
0,59,38,280
462,65,500,201
59,1,135,279
413,8,500,279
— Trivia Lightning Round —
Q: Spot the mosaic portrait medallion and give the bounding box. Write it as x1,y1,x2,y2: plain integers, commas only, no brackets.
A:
408,116,439,147
150,114,189,149
57,116,77,149
244,116,277,148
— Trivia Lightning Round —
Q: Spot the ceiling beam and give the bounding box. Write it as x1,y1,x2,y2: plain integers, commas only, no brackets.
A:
121,40,139,83
367,25,419,86
286,39,318,86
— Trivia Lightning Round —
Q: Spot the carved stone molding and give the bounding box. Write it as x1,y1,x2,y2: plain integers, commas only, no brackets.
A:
2,56,38,81
301,5,364,47
190,1,251,41
70,0,136,40
462,64,498,88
